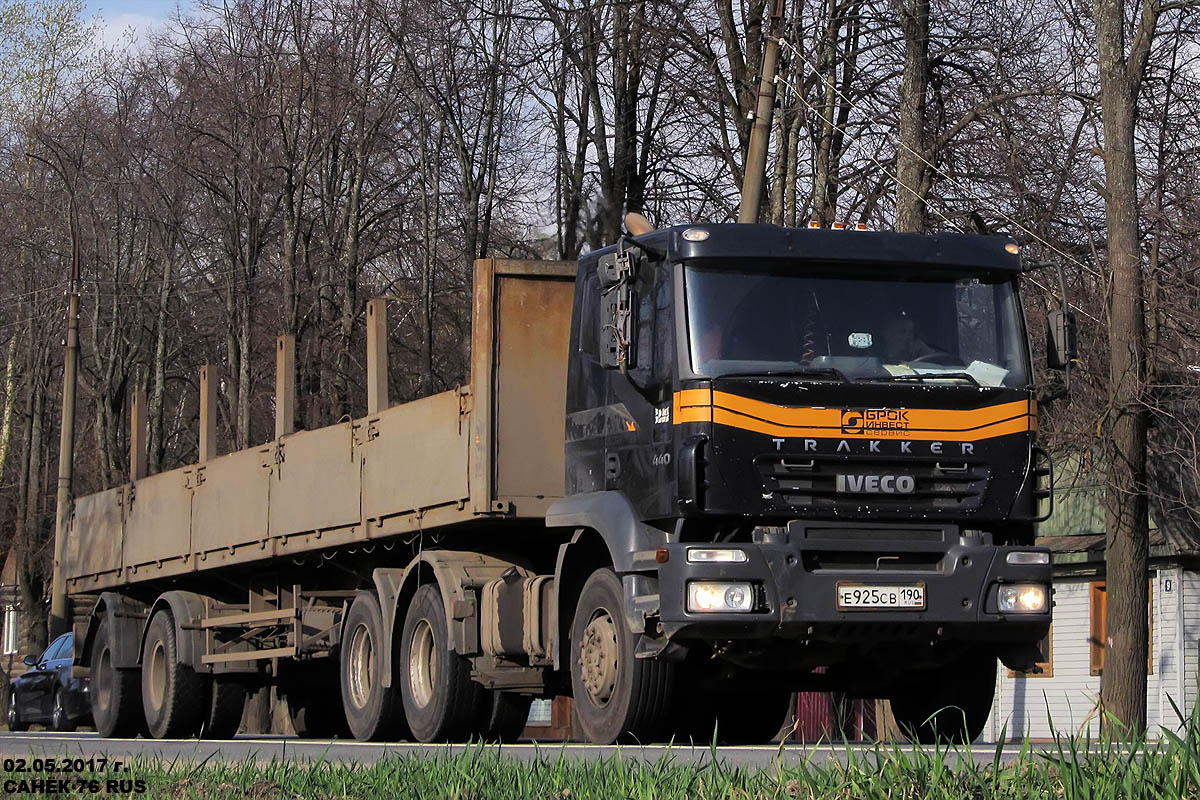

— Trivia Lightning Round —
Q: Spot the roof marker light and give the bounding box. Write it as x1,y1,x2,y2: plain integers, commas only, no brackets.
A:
682,228,709,242
831,222,846,230
807,220,821,228
1005,243,1020,254
854,223,868,230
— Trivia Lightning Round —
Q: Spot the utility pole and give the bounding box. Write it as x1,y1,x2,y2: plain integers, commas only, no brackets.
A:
738,0,788,223
48,210,81,640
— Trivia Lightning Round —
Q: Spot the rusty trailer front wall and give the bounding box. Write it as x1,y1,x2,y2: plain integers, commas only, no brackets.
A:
63,258,575,593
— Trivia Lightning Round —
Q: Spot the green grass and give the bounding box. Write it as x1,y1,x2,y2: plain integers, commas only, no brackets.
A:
3,709,1199,799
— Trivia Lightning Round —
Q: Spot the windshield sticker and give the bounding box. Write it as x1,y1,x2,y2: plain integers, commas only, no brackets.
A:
847,332,872,349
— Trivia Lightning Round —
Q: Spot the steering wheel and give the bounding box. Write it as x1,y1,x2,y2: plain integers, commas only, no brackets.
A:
908,351,962,366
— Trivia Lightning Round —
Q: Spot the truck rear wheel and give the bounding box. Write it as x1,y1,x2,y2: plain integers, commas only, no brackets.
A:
340,592,407,741
400,583,485,742
202,677,247,739
90,617,143,738
570,568,674,744
890,649,997,744
142,609,205,739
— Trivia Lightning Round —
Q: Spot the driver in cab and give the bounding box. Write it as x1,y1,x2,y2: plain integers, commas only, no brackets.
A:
882,310,936,363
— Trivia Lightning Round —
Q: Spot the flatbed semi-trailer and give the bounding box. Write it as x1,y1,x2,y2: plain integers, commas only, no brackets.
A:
63,223,1072,745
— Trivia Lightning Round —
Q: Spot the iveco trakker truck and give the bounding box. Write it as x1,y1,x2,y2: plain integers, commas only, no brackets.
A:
61,222,1070,745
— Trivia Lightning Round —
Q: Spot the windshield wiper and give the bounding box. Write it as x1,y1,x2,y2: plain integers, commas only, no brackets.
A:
873,372,982,388
716,367,852,383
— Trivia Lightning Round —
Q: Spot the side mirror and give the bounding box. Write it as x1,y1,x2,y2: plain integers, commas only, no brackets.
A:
1046,309,1077,370
597,242,642,371
22,654,37,667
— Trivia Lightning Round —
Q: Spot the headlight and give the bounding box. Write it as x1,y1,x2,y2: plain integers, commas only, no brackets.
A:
998,583,1048,613
686,548,748,564
687,581,755,613
1006,551,1050,566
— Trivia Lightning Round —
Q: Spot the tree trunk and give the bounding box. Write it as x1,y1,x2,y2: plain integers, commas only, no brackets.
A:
893,0,930,233
1093,0,1153,738
0,336,17,482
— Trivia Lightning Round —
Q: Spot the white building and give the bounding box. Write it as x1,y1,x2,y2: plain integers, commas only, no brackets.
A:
985,472,1200,741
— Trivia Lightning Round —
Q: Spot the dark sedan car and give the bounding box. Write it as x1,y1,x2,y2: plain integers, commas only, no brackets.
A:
7,632,91,732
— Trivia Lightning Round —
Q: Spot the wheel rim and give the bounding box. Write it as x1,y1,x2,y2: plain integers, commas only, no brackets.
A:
148,638,167,710
347,622,374,710
8,691,15,725
408,619,436,708
53,694,62,727
579,607,619,707
95,648,112,716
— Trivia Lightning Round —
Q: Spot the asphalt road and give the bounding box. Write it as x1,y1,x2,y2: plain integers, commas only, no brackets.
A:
0,731,1033,769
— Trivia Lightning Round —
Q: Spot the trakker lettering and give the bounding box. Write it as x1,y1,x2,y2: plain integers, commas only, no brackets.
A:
836,474,917,494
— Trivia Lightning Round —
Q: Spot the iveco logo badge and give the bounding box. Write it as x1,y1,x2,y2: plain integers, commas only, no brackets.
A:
836,474,916,494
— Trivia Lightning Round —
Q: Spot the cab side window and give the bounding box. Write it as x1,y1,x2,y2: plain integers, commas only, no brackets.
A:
579,271,600,360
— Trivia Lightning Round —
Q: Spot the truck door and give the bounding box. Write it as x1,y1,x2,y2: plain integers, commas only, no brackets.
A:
605,263,675,518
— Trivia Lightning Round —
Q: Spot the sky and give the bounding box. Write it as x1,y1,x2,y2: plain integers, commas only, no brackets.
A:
85,0,190,49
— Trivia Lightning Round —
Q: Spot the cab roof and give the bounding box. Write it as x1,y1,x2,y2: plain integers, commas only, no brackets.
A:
584,223,1024,273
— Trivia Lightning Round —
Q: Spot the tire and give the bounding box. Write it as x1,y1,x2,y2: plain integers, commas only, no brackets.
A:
202,677,247,739
51,689,76,733
475,692,532,742
400,583,485,742
340,592,407,741
569,568,675,744
7,689,28,732
141,609,205,739
890,649,997,744
90,618,143,738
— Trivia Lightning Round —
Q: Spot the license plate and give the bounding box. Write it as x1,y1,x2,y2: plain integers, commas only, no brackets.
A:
836,582,926,610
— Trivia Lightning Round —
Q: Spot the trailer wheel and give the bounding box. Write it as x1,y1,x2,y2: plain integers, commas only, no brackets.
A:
569,568,674,744
474,692,533,742
202,677,247,739
889,648,997,744
400,583,485,742
141,610,204,739
340,592,406,741
90,617,143,738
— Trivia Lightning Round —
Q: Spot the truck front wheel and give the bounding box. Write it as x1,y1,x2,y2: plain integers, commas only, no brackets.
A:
889,648,997,744
569,568,674,744
340,592,406,741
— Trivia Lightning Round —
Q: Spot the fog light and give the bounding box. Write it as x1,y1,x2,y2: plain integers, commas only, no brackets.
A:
998,583,1047,613
1006,551,1050,566
686,548,748,564
687,581,755,613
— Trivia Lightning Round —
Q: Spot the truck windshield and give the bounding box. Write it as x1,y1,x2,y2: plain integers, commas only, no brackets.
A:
684,266,1030,387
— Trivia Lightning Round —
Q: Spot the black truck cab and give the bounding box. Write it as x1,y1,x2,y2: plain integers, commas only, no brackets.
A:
561,224,1054,742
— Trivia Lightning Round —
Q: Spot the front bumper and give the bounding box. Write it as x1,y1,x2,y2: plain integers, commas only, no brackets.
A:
657,521,1050,645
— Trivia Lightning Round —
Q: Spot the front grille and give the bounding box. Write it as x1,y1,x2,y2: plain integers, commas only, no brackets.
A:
802,550,945,573
756,454,989,512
